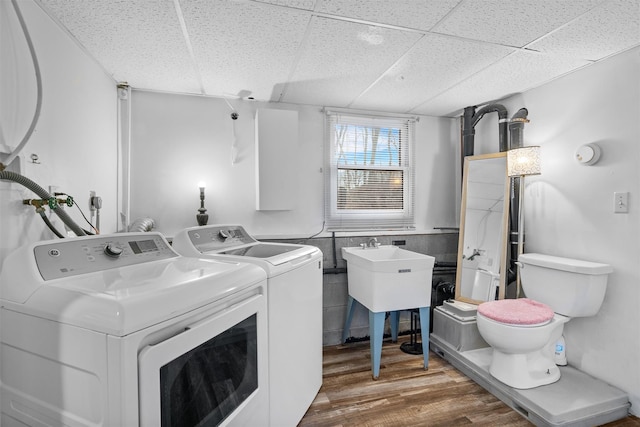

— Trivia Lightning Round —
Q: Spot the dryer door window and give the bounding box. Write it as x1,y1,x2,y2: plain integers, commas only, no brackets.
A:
138,291,267,427
160,314,257,426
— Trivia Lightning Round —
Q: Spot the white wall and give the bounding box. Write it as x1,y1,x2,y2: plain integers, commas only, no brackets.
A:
474,47,640,414
128,90,459,238
0,0,118,263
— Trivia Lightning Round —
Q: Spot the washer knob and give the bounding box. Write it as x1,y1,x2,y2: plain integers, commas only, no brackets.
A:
104,244,124,258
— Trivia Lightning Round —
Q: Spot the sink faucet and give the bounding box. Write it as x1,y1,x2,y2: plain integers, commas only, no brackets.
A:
367,237,379,248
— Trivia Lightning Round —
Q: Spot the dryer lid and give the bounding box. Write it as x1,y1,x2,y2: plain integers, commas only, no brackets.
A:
172,224,318,266
219,243,316,266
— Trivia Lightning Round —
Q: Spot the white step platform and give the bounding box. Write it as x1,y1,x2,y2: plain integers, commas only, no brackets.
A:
430,333,630,427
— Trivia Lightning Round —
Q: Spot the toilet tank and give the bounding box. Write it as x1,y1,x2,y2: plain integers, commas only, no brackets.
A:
518,253,613,317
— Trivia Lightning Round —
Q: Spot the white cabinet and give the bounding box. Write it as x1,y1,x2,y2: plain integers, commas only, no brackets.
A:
255,108,298,211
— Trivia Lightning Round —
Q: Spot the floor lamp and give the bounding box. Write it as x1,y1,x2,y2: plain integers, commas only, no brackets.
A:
507,146,541,298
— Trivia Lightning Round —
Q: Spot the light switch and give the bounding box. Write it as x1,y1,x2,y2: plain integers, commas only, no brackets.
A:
614,192,629,214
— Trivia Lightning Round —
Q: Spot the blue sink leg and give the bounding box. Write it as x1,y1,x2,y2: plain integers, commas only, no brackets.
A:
419,306,430,370
390,311,399,342
369,310,385,379
342,296,357,343
345,300,425,377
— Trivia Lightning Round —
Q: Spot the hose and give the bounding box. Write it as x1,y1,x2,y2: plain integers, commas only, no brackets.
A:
0,0,43,171
128,217,155,232
38,210,65,238
0,170,86,236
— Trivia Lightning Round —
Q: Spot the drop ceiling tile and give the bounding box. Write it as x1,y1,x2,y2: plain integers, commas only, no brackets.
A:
412,96,468,118
282,16,421,107
254,0,317,11
435,0,603,47
181,0,311,100
351,34,515,112
317,0,460,31
36,0,640,117
413,50,591,116
40,0,201,93
528,0,640,61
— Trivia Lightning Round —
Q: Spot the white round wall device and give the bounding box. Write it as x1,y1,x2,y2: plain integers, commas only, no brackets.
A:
575,143,601,165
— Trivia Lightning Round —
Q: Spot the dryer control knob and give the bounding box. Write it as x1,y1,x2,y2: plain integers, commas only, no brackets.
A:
104,244,124,258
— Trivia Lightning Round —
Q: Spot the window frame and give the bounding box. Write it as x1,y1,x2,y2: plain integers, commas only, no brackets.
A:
324,111,416,231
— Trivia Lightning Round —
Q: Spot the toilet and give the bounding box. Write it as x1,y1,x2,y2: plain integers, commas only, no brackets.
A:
476,253,613,389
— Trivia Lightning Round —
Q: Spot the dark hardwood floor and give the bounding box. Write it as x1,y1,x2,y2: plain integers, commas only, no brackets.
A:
299,339,640,426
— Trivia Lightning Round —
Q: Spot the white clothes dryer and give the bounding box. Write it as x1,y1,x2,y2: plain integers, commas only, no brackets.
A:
173,224,323,427
0,232,269,427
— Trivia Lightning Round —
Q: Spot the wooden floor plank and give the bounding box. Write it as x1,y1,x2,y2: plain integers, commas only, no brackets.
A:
299,340,640,427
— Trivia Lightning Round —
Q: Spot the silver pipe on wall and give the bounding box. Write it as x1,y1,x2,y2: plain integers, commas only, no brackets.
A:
0,0,43,172
509,108,529,150
507,108,529,290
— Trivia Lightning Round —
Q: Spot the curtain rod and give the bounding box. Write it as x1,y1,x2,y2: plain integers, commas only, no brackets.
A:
323,107,419,122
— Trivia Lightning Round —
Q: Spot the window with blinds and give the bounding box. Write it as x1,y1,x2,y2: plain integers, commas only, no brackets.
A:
325,112,416,230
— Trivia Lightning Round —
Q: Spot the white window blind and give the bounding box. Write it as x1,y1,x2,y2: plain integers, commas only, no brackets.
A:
325,112,416,231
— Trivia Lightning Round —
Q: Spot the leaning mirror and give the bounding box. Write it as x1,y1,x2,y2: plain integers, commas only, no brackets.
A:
455,152,510,304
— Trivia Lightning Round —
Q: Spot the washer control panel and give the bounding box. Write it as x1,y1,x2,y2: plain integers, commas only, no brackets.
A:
187,225,257,253
34,233,177,281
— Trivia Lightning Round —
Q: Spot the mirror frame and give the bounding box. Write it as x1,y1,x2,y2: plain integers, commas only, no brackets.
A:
455,152,511,304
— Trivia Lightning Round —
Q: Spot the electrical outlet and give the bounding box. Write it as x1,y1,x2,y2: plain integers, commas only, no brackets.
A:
90,192,102,211
614,191,629,214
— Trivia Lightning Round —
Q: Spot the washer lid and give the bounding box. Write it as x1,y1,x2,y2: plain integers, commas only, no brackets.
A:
0,234,267,336
15,258,265,336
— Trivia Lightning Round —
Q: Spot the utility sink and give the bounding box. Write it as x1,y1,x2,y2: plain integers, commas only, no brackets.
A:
342,245,435,312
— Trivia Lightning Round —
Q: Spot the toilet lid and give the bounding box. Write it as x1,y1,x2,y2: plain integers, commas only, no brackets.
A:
478,298,554,326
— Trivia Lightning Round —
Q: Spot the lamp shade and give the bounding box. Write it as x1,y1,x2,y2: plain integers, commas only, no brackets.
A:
508,146,541,177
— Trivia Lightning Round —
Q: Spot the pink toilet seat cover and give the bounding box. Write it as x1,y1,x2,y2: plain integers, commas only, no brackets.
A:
478,298,554,325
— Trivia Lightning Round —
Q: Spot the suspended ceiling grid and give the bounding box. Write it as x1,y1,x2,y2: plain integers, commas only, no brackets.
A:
35,0,640,117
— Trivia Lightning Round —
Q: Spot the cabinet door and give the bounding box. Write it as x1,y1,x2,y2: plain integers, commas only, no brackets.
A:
255,108,298,210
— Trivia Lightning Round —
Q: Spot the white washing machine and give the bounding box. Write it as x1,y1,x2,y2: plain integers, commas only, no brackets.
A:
172,224,323,427
0,232,269,427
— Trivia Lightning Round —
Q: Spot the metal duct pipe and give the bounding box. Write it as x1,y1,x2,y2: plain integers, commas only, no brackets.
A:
509,108,529,150
461,106,476,158
128,217,155,232
472,104,509,152
507,108,530,284
461,104,509,159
